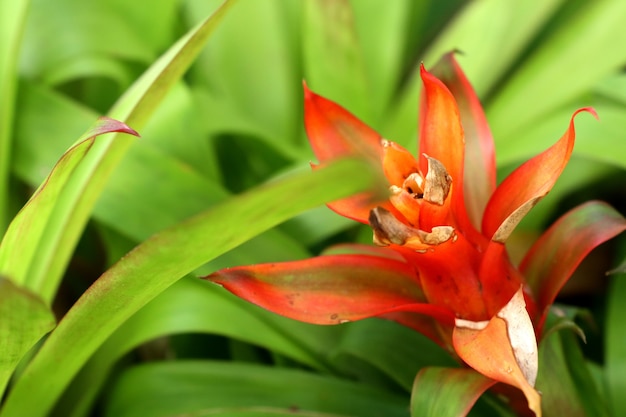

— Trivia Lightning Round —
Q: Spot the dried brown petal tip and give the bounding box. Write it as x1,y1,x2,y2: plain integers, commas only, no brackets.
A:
369,207,454,247
369,207,416,246
417,226,455,245
423,154,452,205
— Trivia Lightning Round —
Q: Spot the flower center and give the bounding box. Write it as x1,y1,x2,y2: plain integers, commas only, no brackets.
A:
369,143,456,251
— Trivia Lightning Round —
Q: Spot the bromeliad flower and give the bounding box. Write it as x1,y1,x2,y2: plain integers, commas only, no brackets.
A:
206,54,626,416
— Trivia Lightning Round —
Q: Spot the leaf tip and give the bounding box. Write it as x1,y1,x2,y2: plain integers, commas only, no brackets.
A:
96,116,140,138
574,106,598,121
302,80,313,100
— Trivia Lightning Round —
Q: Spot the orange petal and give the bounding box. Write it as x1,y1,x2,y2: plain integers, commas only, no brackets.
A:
205,254,427,325
305,86,389,223
482,108,597,242
304,82,382,162
419,65,464,188
420,64,482,243
453,287,541,416
430,53,496,230
388,186,421,226
399,232,488,321
382,140,420,187
521,201,626,331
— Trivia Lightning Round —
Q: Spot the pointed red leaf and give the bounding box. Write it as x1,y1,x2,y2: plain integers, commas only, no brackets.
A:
520,201,626,329
206,254,445,325
453,288,542,417
318,244,455,342
313,181,390,224
477,241,524,317
397,232,489,321
419,65,464,195
431,53,495,230
382,140,420,187
411,367,497,417
380,311,450,348
320,243,407,262
91,116,139,138
304,82,382,162
482,108,596,242
304,84,388,223
419,65,480,243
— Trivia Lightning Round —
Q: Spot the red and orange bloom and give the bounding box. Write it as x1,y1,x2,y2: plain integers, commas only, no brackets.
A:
207,54,626,416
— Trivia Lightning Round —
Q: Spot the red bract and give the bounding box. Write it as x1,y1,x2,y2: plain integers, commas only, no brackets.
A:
206,54,626,416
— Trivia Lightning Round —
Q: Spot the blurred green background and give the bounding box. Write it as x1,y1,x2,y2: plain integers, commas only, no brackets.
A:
2,1,626,416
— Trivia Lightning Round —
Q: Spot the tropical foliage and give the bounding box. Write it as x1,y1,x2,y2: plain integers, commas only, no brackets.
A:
1,1,626,416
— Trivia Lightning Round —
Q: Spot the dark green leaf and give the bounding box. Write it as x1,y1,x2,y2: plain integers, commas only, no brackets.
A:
103,361,408,417
606,267,626,416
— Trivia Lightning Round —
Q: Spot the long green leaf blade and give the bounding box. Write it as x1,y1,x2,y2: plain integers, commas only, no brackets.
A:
0,118,138,288
57,277,345,417
19,0,235,303
104,360,408,417
606,267,626,416
0,278,55,396
410,367,496,417
0,0,29,234
0,157,377,417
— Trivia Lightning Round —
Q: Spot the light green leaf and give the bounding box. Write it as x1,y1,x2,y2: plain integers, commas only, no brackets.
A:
186,0,301,145
494,103,626,170
12,0,235,303
0,117,138,290
0,0,29,234
302,0,372,125
103,361,408,417
488,1,626,139
422,0,563,96
410,367,496,417
20,0,155,80
350,0,412,121
0,277,55,396
0,156,378,417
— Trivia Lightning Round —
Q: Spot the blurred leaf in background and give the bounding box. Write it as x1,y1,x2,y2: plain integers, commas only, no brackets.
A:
1,0,626,416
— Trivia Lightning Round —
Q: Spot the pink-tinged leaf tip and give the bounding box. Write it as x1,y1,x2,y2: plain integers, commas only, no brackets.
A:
94,116,140,138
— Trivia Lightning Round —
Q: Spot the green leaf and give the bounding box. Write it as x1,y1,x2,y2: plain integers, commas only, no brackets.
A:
0,156,378,417
103,361,408,417
186,0,302,145
494,102,626,171
422,0,563,96
606,267,626,416
0,117,138,290
520,201,626,323
55,277,347,417
350,0,412,121
410,367,496,417
0,0,29,233
20,0,155,80
488,1,626,139
536,313,610,417
331,319,456,391
0,277,55,396
302,0,372,125
9,0,235,304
